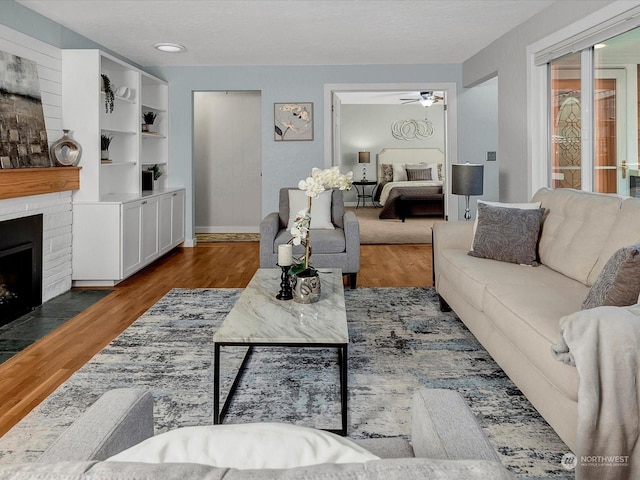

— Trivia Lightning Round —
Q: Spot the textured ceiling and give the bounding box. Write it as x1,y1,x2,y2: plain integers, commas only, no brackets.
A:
18,0,556,67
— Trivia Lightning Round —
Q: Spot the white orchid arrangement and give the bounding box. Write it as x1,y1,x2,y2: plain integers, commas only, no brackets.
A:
289,166,353,276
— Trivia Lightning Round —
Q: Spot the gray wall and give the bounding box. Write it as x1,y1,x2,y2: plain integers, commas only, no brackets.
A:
146,64,462,241
457,76,499,219
463,0,613,202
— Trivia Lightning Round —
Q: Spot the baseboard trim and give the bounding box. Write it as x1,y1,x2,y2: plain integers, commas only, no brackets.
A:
195,226,259,234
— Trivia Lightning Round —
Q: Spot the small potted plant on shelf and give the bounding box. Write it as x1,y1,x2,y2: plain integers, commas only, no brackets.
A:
100,74,115,114
100,134,113,162
142,111,157,133
146,164,163,188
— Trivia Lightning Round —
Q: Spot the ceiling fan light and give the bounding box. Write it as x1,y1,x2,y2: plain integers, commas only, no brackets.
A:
420,98,434,107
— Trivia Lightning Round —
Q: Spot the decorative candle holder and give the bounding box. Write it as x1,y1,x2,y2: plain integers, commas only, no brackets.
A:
276,264,293,300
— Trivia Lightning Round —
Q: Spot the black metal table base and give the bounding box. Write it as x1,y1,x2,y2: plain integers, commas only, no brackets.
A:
214,341,348,436
353,182,377,208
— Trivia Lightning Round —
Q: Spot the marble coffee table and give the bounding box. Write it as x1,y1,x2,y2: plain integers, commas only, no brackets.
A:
213,268,349,435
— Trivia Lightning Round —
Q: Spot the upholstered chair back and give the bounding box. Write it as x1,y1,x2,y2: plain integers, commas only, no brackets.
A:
278,188,345,229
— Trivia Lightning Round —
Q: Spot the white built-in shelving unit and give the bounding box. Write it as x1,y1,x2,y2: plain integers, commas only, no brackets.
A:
62,50,184,286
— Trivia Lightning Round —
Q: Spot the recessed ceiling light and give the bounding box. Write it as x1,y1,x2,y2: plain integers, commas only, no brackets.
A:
154,43,186,53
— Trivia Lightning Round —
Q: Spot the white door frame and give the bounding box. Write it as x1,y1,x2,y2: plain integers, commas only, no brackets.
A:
323,82,460,220
595,68,629,194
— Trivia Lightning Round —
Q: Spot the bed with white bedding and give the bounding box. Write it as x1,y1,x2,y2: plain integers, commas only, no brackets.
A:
374,148,445,219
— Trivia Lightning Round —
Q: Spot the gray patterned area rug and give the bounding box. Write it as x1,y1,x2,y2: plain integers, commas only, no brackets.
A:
0,287,573,479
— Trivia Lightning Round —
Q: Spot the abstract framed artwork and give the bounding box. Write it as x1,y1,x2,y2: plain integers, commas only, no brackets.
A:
274,102,313,141
0,50,50,168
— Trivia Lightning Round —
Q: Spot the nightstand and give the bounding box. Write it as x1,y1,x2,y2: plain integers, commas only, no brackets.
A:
352,181,378,208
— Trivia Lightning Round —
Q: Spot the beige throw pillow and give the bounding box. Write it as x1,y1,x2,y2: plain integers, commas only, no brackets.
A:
287,189,334,230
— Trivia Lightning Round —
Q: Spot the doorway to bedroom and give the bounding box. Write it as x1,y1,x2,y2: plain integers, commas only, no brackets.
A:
326,83,458,223
326,84,456,241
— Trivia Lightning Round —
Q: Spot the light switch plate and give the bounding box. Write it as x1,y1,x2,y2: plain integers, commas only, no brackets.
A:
487,151,497,161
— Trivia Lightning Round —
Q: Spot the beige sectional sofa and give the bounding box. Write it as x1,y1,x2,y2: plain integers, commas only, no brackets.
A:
433,187,640,452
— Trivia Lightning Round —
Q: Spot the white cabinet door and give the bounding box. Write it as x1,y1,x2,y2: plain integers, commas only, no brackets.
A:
171,190,185,245
159,194,173,254
141,197,159,264
122,201,142,278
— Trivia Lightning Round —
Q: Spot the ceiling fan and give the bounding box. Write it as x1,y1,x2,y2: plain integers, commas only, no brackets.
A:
400,91,444,107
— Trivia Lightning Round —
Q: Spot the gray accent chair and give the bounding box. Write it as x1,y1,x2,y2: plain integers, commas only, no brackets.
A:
4,387,515,479
260,188,360,288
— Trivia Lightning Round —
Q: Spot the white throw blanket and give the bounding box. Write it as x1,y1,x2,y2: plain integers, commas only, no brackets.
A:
552,305,640,480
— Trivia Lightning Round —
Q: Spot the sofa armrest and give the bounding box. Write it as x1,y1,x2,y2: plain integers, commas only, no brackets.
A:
411,388,500,462
343,210,360,272
259,212,281,267
38,389,154,462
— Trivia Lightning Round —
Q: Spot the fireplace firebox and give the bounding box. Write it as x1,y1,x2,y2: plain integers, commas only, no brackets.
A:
0,215,43,327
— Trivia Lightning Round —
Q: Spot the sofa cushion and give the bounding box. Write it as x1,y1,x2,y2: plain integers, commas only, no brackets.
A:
107,423,379,469
588,196,640,285
469,203,544,266
532,188,622,285
438,249,584,311
483,283,584,401
582,245,640,309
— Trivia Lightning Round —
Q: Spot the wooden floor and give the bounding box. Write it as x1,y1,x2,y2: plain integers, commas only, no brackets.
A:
0,242,432,437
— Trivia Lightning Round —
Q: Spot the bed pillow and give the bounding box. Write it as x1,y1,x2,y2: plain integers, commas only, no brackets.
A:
469,203,545,266
287,189,334,230
392,163,429,182
106,423,380,469
392,163,407,182
380,163,393,182
406,167,432,181
582,245,640,309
